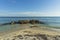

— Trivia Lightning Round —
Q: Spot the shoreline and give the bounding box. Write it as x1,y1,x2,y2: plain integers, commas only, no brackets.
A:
0,24,60,35
0,23,60,40
0,24,60,36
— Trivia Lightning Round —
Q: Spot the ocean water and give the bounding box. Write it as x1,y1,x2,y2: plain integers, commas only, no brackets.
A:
0,17,60,26
0,17,60,32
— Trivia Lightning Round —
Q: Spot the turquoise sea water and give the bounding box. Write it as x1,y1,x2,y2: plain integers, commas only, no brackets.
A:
0,17,60,32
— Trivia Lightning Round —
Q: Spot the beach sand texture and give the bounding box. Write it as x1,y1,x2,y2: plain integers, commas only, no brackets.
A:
0,24,60,40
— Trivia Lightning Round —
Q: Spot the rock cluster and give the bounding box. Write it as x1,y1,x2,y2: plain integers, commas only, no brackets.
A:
1,20,45,26
12,20,45,24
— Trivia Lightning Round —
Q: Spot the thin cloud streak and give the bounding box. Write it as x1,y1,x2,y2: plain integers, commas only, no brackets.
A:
0,12,60,17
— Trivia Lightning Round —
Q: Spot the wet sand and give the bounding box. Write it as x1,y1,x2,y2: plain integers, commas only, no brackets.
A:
0,24,60,40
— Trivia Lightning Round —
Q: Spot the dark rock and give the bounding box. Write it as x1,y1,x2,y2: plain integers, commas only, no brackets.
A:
18,20,29,24
29,20,45,24
0,20,45,26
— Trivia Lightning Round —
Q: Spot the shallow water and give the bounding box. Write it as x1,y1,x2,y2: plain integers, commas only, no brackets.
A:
0,24,24,32
0,24,59,33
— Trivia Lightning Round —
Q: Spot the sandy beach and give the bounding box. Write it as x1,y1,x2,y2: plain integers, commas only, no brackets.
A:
0,24,60,40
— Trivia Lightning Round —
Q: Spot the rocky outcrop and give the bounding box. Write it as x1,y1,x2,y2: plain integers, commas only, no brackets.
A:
18,20,30,24
0,20,45,26
29,20,44,24
16,20,45,24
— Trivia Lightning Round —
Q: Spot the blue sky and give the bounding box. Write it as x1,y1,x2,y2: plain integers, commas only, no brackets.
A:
0,0,60,16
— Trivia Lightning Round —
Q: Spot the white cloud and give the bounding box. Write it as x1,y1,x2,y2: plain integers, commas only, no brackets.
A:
15,12,60,16
0,11,60,17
